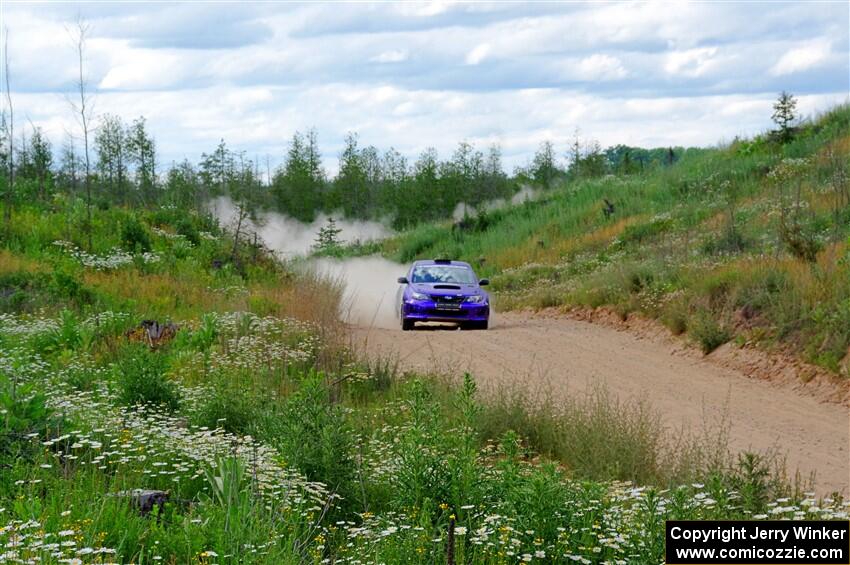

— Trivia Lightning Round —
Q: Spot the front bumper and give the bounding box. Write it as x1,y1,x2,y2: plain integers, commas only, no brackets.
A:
401,300,489,322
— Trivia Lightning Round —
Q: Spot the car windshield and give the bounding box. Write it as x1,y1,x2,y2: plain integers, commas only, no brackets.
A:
411,265,477,284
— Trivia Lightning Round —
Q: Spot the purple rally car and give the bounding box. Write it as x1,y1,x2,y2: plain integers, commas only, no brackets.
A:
396,259,490,330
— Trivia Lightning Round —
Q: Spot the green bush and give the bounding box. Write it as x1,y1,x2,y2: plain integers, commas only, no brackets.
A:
689,311,731,354
175,217,201,246
389,379,455,509
701,227,750,255
120,215,152,253
193,381,257,434
50,269,95,305
779,221,822,263
0,375,57,459
0,271,37,312
262,373,354,501
115,344,181,411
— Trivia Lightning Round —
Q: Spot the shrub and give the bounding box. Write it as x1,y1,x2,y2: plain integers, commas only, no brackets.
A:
50,309,88,351
0,271,37,312
120,215,152,253
708,451,804,514
701,228,750,255
175,217,201,246
390,379,455,509
193,381,257,434
0,375,56,459
263,373,354,501
779,221,822,263
662,308,688,335
689,311,731,354
50,269,95,304
115,344,181,411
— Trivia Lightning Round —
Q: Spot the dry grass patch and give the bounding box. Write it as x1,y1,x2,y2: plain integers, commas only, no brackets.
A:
0,250,46,276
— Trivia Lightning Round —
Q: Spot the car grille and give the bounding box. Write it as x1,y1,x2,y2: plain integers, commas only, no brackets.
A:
431,295,464,304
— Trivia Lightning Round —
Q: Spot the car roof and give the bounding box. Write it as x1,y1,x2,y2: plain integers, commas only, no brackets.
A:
412,259,472,269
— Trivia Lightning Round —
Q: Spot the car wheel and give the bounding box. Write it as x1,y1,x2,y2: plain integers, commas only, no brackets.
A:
401,318,414,331
473,320,489,330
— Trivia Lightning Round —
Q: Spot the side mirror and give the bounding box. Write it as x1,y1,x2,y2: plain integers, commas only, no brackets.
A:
478,278,489,286
397,276,409,284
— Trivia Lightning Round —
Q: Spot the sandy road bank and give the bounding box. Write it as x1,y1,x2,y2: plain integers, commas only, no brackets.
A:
353,311,849,494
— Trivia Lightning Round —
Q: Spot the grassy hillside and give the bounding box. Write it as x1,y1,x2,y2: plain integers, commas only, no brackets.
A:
371,104,850,373
1,197,844,563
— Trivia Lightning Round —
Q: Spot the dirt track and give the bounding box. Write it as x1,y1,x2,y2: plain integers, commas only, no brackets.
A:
353,311,849,494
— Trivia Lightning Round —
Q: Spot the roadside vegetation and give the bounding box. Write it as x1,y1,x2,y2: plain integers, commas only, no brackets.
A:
366,102,850,373
2,204,845,564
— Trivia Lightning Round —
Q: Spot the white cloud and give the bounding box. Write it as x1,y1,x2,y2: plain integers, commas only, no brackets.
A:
2,1,847,175
370,49,409,63
465,43,491,65
664,47,719,77
99,49,185,90
770,39,831,76
576,54,627,81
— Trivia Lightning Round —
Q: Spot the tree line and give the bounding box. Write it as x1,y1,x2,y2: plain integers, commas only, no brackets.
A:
0,113,692,231
0,23,695,237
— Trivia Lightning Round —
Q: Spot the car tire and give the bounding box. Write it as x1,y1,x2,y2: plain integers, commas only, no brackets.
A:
401,318,414,331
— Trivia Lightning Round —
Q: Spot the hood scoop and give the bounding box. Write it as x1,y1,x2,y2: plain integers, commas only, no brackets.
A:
432,284,462,290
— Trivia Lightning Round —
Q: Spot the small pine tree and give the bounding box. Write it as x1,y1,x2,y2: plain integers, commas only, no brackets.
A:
314,217,343,253
771,91,798,143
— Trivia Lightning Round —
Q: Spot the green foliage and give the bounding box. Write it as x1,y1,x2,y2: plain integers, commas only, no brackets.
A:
120,214,152,252
50,268,95,305
266,373,354,498
618,215,674,247
203,457,252,537
191,312,219,351
175,217,201,246
193,380,257,434
313,217,343,254
0,376,55,459
50,309,90,352
779,221,822,263
772,91,798,143
530,141,562,187
115,344,181,411
689,310,732,354
0,269,95,313
701,226,750,255
271,129,325,222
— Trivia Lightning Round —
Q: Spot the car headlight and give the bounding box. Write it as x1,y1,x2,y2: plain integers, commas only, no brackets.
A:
410,291,429,301
465,295,486,303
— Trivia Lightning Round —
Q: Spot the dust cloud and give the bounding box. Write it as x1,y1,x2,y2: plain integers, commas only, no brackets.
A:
209,197,405,328
310,257,406,329
210,197,391,257
452,185,539,221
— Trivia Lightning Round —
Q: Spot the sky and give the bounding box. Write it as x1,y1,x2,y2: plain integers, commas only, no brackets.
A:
2,0,849,175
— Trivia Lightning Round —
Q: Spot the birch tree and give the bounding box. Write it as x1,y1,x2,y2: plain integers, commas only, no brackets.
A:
67,19,94,249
